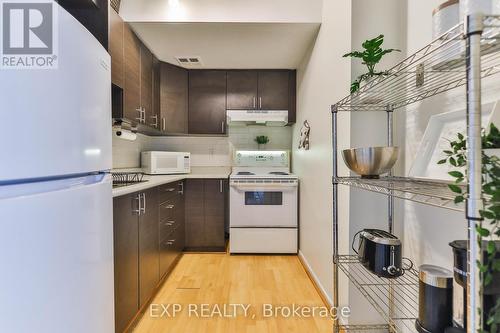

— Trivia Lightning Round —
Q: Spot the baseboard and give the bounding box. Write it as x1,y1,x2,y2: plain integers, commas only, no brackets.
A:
298,250,333,307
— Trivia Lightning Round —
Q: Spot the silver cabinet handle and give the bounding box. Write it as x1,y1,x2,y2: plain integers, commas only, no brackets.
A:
178,182,184,195
259,97,262,109
219,180,223,193
165,239,175,245
164,204,174,209
136,107,143,122
133,194,141,215
163,220,175,226
150,115,158,128
221,121,225,133
162,118,166,131
141,193,146,214
164,187,175,192
253,96,256,109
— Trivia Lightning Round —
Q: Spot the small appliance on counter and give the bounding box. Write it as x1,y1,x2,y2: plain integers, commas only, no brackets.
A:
417,264,454,333
141,151,191,175
352,229,412,278
447,240,500,332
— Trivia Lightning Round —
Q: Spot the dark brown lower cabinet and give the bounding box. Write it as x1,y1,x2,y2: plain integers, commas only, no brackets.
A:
159,181,185,277
113,182,183,333
185,179,227,251
113,193,140,333
138,187,159,307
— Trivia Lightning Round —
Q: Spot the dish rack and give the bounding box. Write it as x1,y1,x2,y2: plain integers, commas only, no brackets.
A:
111,172,145,187
331,14,500,332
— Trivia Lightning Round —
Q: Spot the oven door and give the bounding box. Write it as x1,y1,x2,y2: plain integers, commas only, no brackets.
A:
229,181,298,228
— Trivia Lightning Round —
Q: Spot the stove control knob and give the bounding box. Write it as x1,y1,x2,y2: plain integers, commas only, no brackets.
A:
237,153,241,157
270,156,274,160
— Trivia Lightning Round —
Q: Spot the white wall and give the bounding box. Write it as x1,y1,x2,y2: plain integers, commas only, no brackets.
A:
291,0,351,309
403,1,500,270
119,0,322,23
347,0,407,325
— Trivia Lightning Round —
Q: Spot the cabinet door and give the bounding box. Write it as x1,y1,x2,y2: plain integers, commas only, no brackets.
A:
203,179,226,249
288,70,297,123
138,188,159,307
152,55,161,129
258,71,290,110
113,193,139,333
185,179,205,248
160,63,188,134
227,70,258,110
140,43,153,128
109,8,124,88
123,23,141,123
188,70,227,135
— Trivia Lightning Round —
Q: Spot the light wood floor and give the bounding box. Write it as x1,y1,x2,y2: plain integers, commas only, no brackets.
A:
132,253,333,333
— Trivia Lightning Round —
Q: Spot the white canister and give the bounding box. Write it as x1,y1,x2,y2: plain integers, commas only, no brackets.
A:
459,0,500,17
433,0,460,40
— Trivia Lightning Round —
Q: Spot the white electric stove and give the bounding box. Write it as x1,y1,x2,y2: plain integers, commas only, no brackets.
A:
229,151,298,254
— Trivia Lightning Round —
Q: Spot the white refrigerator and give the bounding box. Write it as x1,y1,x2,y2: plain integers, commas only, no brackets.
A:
0,3,114,333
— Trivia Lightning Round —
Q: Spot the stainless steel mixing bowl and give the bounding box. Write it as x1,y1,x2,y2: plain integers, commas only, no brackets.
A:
342,146,399,178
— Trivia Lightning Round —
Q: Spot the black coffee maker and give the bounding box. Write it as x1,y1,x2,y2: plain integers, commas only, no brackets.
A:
445,240,500,332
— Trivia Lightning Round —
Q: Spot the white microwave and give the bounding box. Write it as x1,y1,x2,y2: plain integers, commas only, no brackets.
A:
141,151,191,175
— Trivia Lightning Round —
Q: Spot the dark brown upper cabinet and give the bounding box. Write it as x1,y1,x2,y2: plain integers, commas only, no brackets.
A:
257,70,290,110
226,69,296,124
227,70,258,110
152,55,161,129
123,23,141,123
109,7,124,88
188,70,227,135
160,62,189,134
288,70,297,123
140,43,154,128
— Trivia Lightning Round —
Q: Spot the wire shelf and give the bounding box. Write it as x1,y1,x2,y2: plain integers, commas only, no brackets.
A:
336,255,419,333
339,324,391,332
333,176,465,212
332,15,500,112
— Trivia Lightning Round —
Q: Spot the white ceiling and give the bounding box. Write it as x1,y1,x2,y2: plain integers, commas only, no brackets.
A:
130,22,321,69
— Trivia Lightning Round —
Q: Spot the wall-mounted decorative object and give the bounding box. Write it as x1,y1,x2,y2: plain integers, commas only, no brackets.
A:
298,120,310,150
255,135,269,150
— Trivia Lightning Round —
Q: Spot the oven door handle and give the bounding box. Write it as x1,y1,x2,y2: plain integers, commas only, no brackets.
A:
230,183,297,191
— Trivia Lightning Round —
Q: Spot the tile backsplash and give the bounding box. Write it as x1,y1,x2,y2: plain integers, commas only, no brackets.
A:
112,126,293,169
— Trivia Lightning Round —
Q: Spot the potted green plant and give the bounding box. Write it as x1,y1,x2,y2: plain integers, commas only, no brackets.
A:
255,135,269,150
343,34,400,93
439,123,500,332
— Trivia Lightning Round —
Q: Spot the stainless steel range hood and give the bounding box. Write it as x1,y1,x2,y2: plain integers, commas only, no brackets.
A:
226,110,288,127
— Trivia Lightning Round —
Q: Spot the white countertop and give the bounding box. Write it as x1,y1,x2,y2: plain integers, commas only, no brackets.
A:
112,166,231,197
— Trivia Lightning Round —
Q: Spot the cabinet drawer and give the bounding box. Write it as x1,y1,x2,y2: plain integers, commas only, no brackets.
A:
159,226,184,277
159,198,177,221
158,183,178,203
159,218,178,240
158,182,182,203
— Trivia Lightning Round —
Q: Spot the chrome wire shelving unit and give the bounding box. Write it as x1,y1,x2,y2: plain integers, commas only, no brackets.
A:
337,256,419,332
334,177,465,212
331,14,500,333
